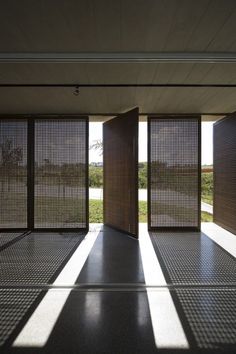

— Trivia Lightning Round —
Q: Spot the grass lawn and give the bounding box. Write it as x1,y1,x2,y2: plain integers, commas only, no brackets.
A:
201,172,213,205
202,195,213,206
89,199,103,223
201,211,213,222
0,194,86,226
89,200,148,223
89,200,213,223
0,194,213,225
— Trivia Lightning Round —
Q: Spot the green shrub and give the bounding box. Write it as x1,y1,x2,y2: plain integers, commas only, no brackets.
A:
201,172,213,205
139,163,147,188
89,166,103,187
89,163,148,189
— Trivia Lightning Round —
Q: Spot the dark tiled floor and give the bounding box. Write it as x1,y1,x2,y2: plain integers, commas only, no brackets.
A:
77,227,144,284
46,289,156,354
0,226,235,353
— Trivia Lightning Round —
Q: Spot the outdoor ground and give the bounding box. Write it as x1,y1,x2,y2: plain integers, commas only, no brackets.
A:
89,199,213,223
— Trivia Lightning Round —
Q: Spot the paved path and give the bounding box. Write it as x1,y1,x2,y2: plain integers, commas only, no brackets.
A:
89,188,147,200
89,188,104,200
89,188,213,215
201,202,213,214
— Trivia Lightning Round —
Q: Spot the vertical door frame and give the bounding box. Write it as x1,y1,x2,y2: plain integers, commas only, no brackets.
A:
27,118,35,230
0,117,28,231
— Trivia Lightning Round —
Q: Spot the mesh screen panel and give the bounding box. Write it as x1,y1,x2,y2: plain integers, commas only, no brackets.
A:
0,120,27,228
34,119,87,229
149,118,200,228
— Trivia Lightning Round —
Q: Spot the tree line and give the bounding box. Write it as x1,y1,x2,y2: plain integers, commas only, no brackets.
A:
90,164,213,199
89,163,147,188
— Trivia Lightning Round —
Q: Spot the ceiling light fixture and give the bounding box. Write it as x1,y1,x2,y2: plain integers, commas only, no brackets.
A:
73,86,80,96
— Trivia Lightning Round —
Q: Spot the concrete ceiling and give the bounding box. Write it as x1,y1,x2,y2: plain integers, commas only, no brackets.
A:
0,0,236,120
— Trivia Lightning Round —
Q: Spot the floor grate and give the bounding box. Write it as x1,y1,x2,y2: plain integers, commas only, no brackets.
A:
0,233,25,249
0,288,42,346
0,232,85,285
176,288,236,349
151,232,236,285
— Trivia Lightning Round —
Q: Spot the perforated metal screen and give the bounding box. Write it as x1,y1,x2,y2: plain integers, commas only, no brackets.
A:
148,117,200,229
0,120,27,228
34,119,88,229
0,118,88,231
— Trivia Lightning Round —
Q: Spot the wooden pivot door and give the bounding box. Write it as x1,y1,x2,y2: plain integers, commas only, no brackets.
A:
214,114,236,235
103,108,139,238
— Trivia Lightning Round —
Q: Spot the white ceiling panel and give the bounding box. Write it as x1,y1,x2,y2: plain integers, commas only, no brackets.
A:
0,0,236,119
0,0,236,52
0,87,235,115
1,62,236,85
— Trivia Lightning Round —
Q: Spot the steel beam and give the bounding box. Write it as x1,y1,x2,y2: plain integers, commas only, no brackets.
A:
0,52,236,63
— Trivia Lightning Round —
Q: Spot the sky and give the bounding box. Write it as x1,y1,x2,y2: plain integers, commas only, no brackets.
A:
89,121,214,165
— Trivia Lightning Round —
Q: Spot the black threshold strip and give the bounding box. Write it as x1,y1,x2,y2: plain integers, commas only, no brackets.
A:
0,231,86,348
0,283,236,290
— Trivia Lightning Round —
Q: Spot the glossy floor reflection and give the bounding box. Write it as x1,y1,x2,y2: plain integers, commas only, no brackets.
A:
0,225,235,353
77,226,144,284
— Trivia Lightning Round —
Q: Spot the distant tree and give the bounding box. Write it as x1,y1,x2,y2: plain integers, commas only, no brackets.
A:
0,139,23,166
89,166,103,187
90,140,103,156
0,139,23,194
139,162,147,188
89,140,149,189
